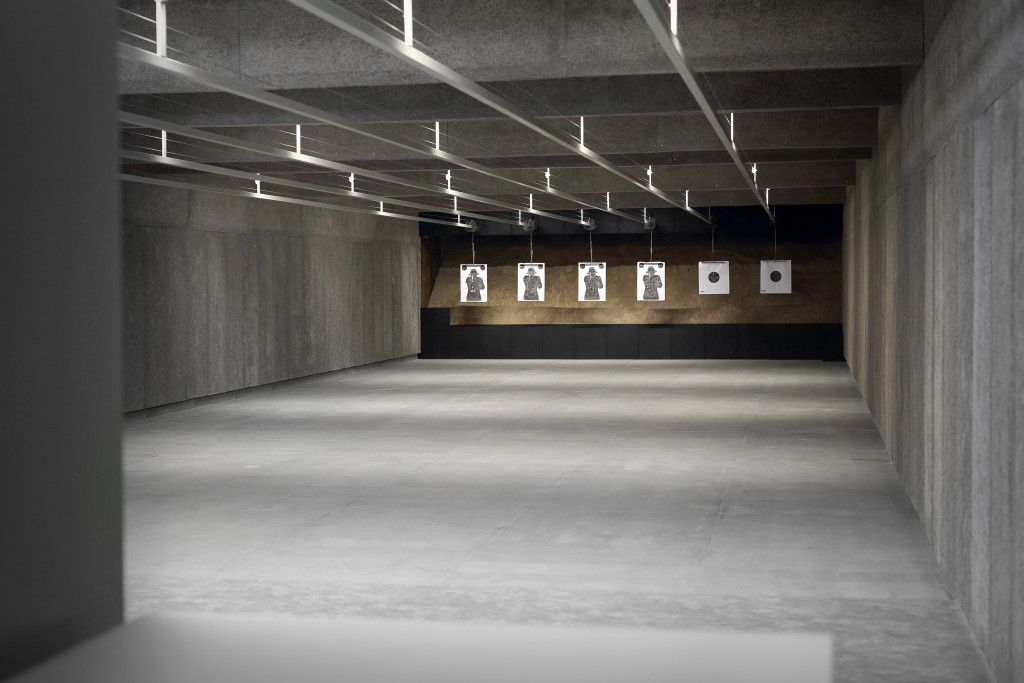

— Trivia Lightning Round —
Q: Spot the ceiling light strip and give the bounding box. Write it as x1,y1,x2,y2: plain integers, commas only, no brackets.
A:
118,43,617,224
120,149,522,226
119,173,473,228
631,0,774,222
119,111,573,224
278,0,711,224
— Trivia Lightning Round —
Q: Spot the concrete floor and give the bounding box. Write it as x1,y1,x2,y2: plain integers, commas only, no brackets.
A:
124,359,992,683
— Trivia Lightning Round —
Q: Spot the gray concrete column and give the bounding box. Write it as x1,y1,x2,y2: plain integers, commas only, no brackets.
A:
0,2,123,678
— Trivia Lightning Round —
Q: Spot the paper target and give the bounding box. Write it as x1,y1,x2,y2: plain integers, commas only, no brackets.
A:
517,263,545,302
460,263,488,302
760,260,792,294
577,262,606,302
699,261,730,294
636,262,666,301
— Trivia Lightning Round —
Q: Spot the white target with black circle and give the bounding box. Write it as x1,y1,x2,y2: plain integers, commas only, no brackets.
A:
577,262,606,302
517,263,545,302
636,262,666,301
460,263,488,302
699,261,730,295
760,260,792,294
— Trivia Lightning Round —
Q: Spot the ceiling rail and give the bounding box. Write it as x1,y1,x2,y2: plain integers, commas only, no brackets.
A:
120,149,523,226
120,111,578,224
279,0,712,225
119,43,633,225
631,0,774,222
119,173,474,228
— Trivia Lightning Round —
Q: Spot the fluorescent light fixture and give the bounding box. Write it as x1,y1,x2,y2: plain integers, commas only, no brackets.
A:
403,0,413,45
155,0,167,57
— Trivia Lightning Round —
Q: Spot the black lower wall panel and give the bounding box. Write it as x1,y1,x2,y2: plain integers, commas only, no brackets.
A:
421,308,451,326
420,325,449,359
671,325,705,358
705,324,739,359
448,325,482,359
771,324,807,360
421,311,843,361
607,325,639,359
639,326,672,359
542,325,574,359
479,325,511,359
738,324,773,359
510,326,543,359
574,326,607,359
812,324,845,361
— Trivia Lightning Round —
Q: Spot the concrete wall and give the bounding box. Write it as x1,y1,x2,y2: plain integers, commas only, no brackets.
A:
122,184,420,412
843,105,900,456
0,1,123,678
844,1,1024,680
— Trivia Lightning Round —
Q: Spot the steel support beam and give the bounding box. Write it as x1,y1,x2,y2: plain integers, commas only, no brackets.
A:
119,173,473,228
279,0,712,225
120,111,578,225
631,0,774,222
120,149,523,226
118,43,629,224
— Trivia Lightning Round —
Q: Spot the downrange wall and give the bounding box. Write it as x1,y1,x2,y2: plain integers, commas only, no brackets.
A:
122,183,420,412
843,0,1024,680
421,205,845,360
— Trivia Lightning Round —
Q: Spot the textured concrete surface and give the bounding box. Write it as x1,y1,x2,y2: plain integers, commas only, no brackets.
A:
124,360,990,683
116,0,921,94
122,183,420,412
116,1,899,218
1,1,123,678
124,110,878,166
427,233,842,325
120,68,902,126
843,0,1023,680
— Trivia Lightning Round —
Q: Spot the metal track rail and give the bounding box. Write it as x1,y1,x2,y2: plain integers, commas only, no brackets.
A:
119,43,636,225
120,111,576,224
631,0,774,222
277,1,712,225
119,173,473,228
120,149,522,226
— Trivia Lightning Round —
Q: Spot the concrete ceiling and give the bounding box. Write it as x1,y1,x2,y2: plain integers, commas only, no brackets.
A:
118,0,922,223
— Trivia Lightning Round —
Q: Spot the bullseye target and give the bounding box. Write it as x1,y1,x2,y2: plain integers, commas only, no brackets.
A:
699,261,730,294
760,260,791,294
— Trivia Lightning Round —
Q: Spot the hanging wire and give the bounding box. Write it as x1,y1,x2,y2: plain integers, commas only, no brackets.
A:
649,228,653,263
127,93,529,218
122,4,630,226
471,229,476,264
589,228,593,263
124,24,540,197
529,230,534,262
